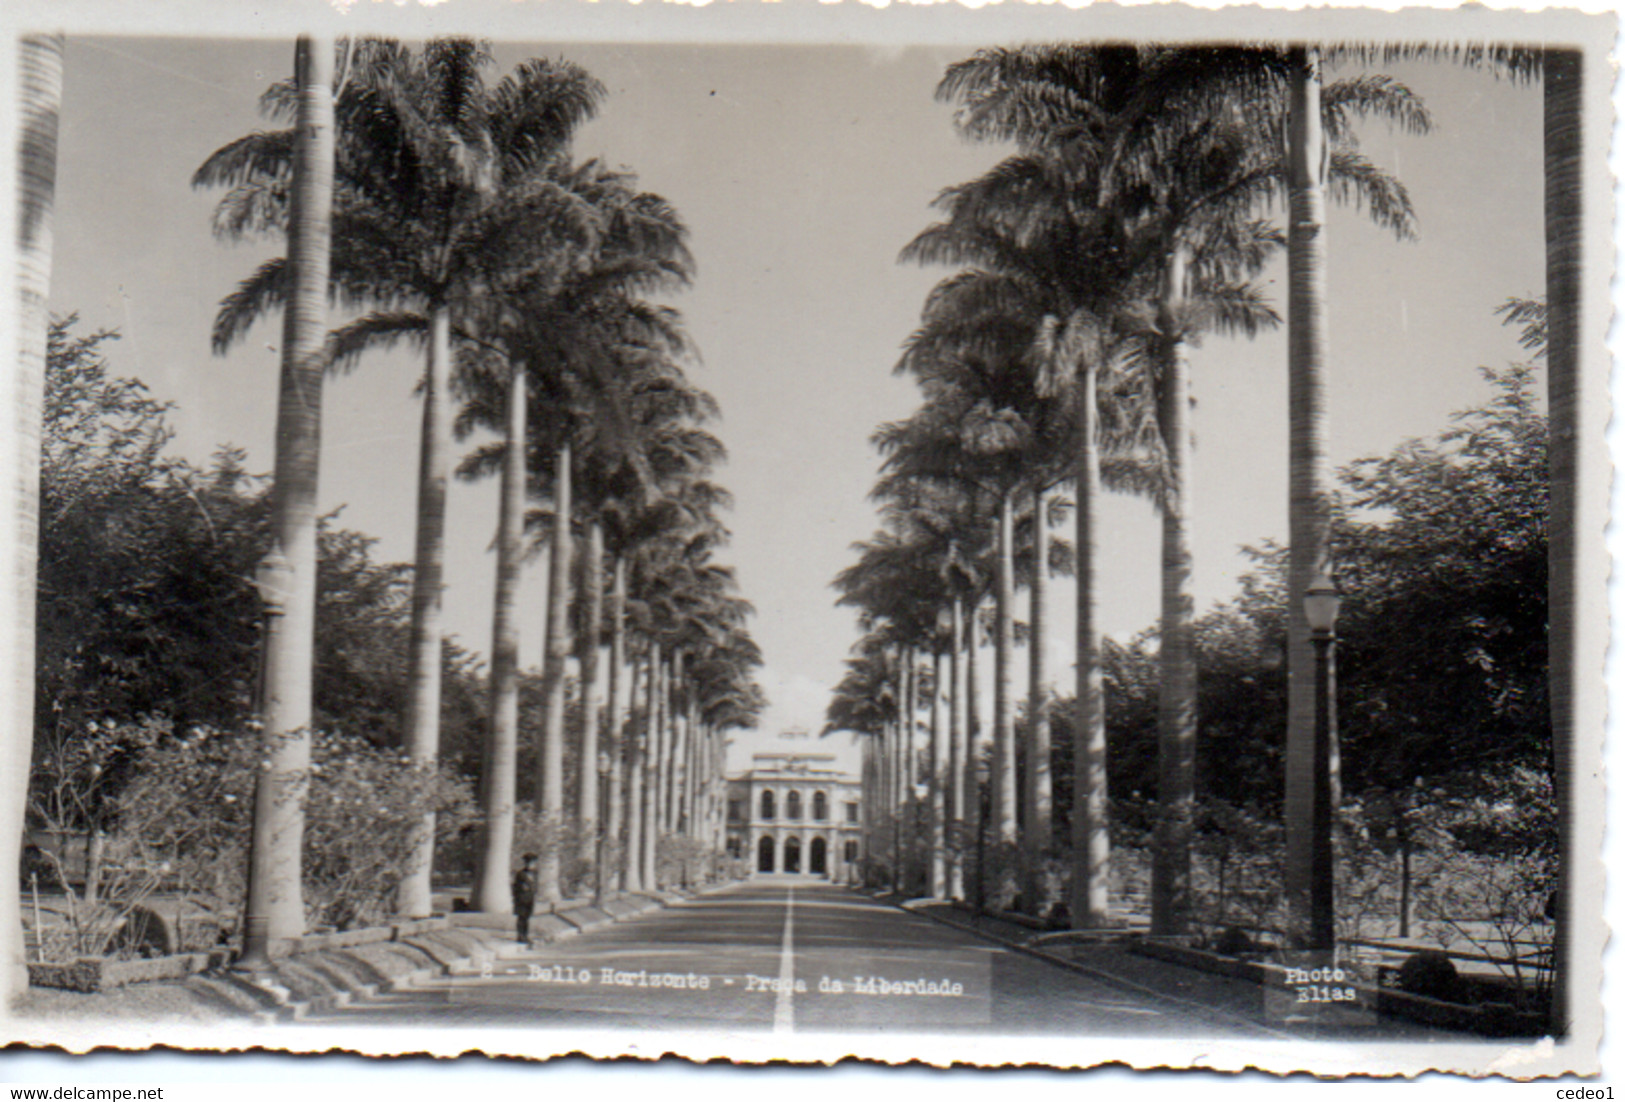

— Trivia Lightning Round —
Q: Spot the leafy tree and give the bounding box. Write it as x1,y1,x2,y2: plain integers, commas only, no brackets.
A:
1334,363,1549,791
1047,328,1550,937
37,318,263,736
33,314,490,915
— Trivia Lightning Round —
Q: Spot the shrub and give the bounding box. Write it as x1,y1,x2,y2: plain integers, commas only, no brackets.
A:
1213,925,1257,956
1397,950,1461,1002
115,722,475,936
657,834,707,890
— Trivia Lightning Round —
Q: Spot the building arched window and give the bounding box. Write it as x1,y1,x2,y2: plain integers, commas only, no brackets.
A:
812,790,828,821
760,789,775,820
786,790,803,820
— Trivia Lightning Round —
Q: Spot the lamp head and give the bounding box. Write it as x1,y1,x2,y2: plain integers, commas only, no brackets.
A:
1304,570,1342,634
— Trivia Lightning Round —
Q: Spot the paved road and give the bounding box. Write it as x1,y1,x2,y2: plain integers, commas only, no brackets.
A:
304,878,1290,1038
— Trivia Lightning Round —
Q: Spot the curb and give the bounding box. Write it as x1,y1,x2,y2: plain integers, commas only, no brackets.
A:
234,929,526,1023
228,881,740,1022
898,899,1296,1041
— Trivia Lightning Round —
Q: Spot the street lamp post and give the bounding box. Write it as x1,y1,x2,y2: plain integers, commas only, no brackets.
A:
1304,570,1342,952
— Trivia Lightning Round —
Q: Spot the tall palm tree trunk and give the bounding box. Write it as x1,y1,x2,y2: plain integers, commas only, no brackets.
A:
929,647,948,897
904,646,920,890
697,707,708,842
966,602,983,903
890,649,903,894
472,359,527,913
538,441,573,902
400,303,453,919
623,650,645,892
991,490,1018,905
684,695,700,837
882,680,894,882
1022,486,1053,914
708,726,723,860
648,650,664,842
948,596,966,899
606,556,628,888
1284,47,1336,948
656,652,673,838
1070,361,1110,928
1545,46,1583,1035
861,738,875,881
1152,247,1197,937
244,35,333,955
692,721,707,848
6,33,62,999
577,520,604,869
693,724,704,856
641,641,662,889
664,652,684,834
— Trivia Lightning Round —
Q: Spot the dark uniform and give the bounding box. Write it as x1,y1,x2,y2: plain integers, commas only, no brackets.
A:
512,856,538,944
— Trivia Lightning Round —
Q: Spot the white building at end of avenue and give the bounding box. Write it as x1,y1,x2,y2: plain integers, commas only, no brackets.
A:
724,751,864,881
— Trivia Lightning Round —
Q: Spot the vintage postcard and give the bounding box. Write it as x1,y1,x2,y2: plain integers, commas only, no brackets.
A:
0,0,1613,1081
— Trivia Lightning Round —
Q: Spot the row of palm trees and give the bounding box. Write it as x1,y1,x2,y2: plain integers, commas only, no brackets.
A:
827,42,1581,1002
832,43,1423,932
182,37,765,947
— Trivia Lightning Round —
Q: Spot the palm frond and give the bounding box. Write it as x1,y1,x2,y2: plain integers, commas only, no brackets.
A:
210,258,288,354
323,311,428,375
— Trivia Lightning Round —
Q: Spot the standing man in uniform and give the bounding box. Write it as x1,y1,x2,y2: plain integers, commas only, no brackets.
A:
512,852,539,945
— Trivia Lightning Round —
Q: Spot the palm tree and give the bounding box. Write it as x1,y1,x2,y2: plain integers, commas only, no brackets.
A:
537,439,573,901
622,648,648,892
195,40,607,916
1378,45,1580,1017
6,32,64,999
577,511,606,870
244,35,334,953
1543,43,1583,1040
688,624,764,863
1140,133,1283,938
827,635,906,884
827,645,900,881
1265,48,1430,946
464,339,526,914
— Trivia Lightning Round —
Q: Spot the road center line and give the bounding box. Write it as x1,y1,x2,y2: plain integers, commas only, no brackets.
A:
772,886,795,1034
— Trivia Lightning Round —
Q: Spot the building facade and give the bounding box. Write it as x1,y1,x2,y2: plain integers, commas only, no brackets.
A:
724,752,864,882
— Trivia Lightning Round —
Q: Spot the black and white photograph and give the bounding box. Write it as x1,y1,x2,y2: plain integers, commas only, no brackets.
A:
0,0,1614,1084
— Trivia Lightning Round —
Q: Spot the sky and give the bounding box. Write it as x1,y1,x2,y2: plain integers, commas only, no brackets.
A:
46,34,1546,775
